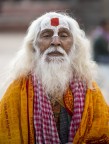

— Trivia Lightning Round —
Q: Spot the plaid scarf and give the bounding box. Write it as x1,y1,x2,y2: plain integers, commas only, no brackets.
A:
68,78,87,142
32,75,86,144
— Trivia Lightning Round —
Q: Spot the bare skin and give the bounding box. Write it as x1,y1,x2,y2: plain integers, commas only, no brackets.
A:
37,28,73,59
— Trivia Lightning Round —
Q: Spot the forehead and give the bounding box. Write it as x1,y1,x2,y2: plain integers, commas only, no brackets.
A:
40,27,70,34
40,16,69,31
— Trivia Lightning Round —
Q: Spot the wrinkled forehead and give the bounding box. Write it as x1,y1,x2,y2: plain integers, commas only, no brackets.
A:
40,16,69,31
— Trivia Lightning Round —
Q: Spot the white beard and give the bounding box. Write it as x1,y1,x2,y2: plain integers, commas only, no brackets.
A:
35,46,73,101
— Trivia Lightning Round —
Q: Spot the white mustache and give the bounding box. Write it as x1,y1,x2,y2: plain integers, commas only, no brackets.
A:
43,47,66,56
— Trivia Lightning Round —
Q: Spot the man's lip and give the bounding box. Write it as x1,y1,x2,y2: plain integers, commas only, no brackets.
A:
47,51,64,56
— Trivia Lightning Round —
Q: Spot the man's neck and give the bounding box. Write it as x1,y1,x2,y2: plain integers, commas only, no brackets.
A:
48,92,65,107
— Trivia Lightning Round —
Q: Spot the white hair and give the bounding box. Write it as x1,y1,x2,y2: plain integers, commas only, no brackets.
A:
35,46,73,99
1,12,97,96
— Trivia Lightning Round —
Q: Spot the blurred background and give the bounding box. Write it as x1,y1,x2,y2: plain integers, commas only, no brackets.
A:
0,0,109,103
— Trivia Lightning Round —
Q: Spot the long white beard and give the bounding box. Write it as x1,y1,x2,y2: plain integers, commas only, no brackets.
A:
35,47,73,100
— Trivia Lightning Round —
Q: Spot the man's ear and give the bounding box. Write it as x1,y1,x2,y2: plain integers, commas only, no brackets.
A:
27,41,36,53
32,46,36,53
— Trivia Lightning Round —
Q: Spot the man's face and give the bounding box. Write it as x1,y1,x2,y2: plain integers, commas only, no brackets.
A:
35,20,73,96
37,27,73,62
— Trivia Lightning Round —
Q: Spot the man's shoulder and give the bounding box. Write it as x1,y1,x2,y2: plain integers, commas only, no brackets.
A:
89,82,108,107
0,75,31,104
8,76,29,92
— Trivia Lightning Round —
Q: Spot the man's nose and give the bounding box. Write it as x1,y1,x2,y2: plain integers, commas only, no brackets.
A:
51,36,61,46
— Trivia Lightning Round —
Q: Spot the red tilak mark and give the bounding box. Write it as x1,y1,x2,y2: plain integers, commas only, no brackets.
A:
51,18,59,26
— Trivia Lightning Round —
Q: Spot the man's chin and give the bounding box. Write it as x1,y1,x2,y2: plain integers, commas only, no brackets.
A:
45,56,65,63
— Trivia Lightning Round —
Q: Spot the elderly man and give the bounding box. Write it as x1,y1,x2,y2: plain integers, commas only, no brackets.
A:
0,12,109,144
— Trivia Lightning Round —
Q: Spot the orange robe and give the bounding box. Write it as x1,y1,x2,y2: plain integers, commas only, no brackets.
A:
0,75,109,144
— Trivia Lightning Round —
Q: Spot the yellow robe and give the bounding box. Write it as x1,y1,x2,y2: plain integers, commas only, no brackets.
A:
0,75,109,144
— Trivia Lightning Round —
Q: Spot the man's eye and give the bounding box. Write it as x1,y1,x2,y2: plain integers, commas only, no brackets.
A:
60,34,68,38
43,34,51,38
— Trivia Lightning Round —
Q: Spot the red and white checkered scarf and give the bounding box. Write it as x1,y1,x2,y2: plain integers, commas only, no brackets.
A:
69,78,87,142
32,75,87,144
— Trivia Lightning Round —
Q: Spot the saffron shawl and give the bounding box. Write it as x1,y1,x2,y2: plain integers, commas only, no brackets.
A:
0,76,34,144
0,75,109,144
